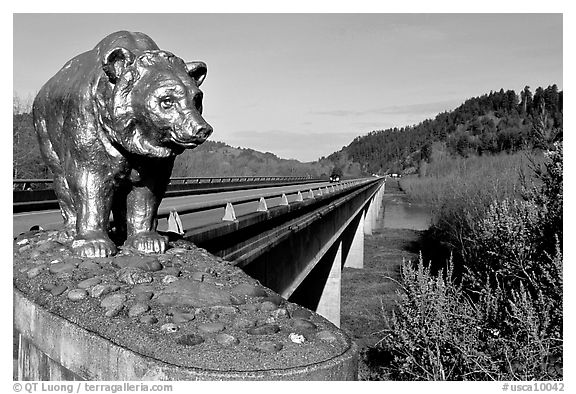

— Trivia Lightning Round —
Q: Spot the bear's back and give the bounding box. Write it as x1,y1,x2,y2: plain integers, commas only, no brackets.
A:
37,31,160,104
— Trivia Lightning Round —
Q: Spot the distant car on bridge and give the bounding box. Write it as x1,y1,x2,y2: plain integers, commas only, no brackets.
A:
329,167,343,183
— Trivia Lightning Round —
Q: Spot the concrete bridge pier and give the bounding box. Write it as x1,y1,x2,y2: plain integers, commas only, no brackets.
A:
343,212,364,269
315,242,343,327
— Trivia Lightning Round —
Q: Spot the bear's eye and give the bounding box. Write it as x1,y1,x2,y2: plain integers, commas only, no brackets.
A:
160,97,174,110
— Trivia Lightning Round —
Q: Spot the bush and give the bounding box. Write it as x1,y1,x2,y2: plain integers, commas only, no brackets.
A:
376,143,562,380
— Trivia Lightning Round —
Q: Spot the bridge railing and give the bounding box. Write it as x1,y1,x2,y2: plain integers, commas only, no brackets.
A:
12,176,323,213
13,176,315,189
156,178,372,220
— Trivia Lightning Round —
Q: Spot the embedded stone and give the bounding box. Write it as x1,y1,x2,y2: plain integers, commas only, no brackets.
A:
215,333,239,346
49,262,75,274
104,304,124,317
252,341,283,353
291,318,317,331
176,334,204,346
230,295,246,305
37,240,61,252
101,293,127,309
166,247,189,255
316,330,339,343
232,317,256,330
261,294,284,306
68,289,88,301
26,265,46,279
90,284,120,298
62,256,83,266
259,301,278,312
114,255,163,272
191,272,205,282
42,283,56,291
77,277,102,289
162,275,178,284
160,323,179,333
155,279,233,308
198,322,225,333
131,284,155,294
135,292,154,302
230,283,267,298
162,267,181,277
50,284,68,296
289,333,306,344
18,265,31,273
210,305,239,315
247,324,280,335
29,250,42,260
270,308,289,319
239,303,260,312
172,312,195,324
291,309,313,319
116,267,153,285
55,271,73,280
128,303,150,317
139,315,158,324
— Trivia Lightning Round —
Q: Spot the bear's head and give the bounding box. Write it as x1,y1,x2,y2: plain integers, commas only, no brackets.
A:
100,47,213,158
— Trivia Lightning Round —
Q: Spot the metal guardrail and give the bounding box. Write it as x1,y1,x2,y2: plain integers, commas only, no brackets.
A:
12,176,323,213
13,176,314,189
157,179,370,219
13,177,382,238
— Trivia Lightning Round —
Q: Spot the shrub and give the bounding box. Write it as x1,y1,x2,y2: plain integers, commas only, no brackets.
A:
377,143,562,380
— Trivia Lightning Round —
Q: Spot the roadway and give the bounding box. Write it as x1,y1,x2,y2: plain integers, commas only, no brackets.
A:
13,181,336,237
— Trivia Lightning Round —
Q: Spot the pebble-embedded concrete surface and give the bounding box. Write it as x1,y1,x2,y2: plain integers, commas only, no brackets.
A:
14,229,355,376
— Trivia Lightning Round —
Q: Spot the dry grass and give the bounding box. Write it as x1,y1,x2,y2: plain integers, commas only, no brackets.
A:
399,150,541,207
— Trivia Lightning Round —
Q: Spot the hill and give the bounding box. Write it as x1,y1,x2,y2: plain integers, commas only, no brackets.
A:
325,85,562,176
172,140,332,178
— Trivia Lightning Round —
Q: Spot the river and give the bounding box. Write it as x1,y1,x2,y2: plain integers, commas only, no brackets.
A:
380,180,432,231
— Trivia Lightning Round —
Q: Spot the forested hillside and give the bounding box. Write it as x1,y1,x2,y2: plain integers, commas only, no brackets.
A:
327,85,562,175
171,140,331,178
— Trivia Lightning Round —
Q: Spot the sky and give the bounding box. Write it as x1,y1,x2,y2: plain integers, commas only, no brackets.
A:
13,13,562,162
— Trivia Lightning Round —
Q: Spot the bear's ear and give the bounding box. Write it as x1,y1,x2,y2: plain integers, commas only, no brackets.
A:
186,61,207,86
102,47,135,84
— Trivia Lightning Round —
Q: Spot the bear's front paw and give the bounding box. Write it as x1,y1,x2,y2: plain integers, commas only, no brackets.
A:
126,232,168,254
72,233,117,258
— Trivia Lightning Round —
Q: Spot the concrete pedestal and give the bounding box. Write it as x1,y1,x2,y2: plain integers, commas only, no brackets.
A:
13,231,359,381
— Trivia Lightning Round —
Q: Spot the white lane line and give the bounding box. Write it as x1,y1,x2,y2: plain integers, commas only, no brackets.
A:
14,210,60,217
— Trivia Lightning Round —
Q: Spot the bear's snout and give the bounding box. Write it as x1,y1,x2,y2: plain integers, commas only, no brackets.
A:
171,116,213,147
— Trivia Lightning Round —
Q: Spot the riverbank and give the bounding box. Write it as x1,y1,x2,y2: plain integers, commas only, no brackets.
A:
340,179,424,380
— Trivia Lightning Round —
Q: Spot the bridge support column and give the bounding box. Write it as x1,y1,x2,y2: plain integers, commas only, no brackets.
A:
343,211,364,269
316,242,342,327
364,198,376,235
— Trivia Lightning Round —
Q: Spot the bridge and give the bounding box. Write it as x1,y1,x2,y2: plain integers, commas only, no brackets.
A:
14,176,385,327
14,175,385,380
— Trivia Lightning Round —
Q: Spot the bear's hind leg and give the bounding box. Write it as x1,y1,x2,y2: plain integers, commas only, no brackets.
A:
123,162,173,254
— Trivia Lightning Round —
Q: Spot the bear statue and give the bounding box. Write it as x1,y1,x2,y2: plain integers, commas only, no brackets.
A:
32,31,213,257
